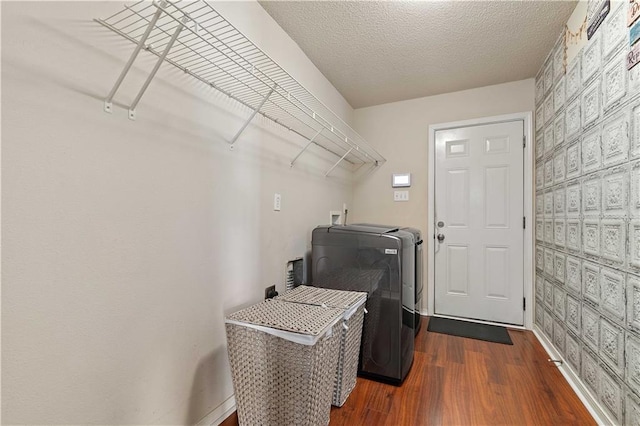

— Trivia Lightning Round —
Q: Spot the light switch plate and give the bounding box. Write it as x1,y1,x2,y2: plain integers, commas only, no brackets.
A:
274,193,281,211
394,190,409,202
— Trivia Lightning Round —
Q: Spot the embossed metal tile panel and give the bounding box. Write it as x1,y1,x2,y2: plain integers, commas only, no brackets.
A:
565,330,581,373
534,3,640,423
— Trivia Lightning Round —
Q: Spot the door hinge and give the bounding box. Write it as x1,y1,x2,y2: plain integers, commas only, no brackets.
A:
523,297,526,311
523,135,526,148
523,216,526,229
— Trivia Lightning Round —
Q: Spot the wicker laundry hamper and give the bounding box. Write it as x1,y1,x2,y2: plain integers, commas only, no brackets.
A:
312,268,384,386
225,299,343,426
276,285,367,407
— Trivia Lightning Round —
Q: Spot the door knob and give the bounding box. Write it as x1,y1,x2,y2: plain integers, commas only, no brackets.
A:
437,234,445,242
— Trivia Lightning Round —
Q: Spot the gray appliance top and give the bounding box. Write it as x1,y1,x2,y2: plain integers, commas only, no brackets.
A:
329,224,399,234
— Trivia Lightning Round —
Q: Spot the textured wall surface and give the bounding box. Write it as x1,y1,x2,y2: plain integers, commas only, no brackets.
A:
534,2,640,424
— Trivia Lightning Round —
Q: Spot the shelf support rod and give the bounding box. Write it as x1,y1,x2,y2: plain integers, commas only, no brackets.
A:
325,147,353,177
229,87,274,148
128,14,188,120
290,129,322,167
103,4,165,114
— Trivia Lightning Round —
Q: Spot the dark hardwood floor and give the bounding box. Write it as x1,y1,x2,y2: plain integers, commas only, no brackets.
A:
221,317,595,425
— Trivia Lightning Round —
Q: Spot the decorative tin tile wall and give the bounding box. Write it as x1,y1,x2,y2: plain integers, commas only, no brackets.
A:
536,273,544,297
554,318,566,353
602,3,626,59
555,78,566,113
627,276,640,331
536,78,545,104
555,150,567,183
567,219,581,251
536,132,544,159
600,364,624,422
599,317,624,375
566,330,582,373
546,220,554,244
582,33,601,84
625,393,640,426
544,308,554,337
566,58,581,101
534,3,639,423
566,97,582,138
536,106,544,132
583,304,601,350
555,219,566,247
554,285,567,319
545,190,554,215
556,113,567,148
566,141,580,179
582,347,600,394
582,78,601,127
583,261,601,305
632,105,640,158
545,248,555,276
545,278,554,309
555,252,566,283
583,220,601,256
567,294,582,334
628,333,640,394
582,128,603,174
545,94,555,124
602,113,630,167
536,218,544,242
535,295,544,327
555,187,566,215
601,219,625,263
567,256,582,295
603,53,628,111
567,181,581,216
601,268,626,322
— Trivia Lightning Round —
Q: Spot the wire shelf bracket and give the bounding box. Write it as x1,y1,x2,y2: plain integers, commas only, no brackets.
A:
229,87,274,150
290,128,322,167
96,0,385,172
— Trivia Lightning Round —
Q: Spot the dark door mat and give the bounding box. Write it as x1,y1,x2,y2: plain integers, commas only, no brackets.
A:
427,317,513,345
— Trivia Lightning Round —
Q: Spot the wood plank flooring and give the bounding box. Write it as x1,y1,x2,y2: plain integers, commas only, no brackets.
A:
221,316,595,425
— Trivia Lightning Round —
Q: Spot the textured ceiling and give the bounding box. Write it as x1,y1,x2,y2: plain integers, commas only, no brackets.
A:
259,1,578,108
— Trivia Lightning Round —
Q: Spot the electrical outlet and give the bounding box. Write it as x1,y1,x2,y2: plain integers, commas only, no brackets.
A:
265,285,277,299
394,190,409,202
273,193,281,211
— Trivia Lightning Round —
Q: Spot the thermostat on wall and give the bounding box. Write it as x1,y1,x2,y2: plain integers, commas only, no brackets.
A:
392,173,411,187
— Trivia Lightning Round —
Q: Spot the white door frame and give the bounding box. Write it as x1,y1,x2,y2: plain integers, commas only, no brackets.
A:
427,112,534,329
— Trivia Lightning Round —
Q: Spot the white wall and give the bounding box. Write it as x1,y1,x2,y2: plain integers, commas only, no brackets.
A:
1,1,356,424
351,79,535,311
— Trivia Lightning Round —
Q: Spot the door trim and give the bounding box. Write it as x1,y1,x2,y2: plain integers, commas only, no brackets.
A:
427,112,534,329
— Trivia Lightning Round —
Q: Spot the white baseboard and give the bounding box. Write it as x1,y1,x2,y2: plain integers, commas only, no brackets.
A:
532,326,614,426
196,394,236,426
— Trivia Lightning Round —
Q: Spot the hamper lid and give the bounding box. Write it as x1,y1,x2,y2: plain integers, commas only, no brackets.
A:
225,299,343,345
277,286,367,319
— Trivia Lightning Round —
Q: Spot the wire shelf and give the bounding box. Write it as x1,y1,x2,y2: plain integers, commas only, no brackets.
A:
96,0,386,173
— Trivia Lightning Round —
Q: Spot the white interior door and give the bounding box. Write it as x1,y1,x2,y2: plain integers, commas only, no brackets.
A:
434,120,524,325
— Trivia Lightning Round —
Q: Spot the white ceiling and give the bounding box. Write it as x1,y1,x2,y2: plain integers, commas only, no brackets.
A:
259,1,578,109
